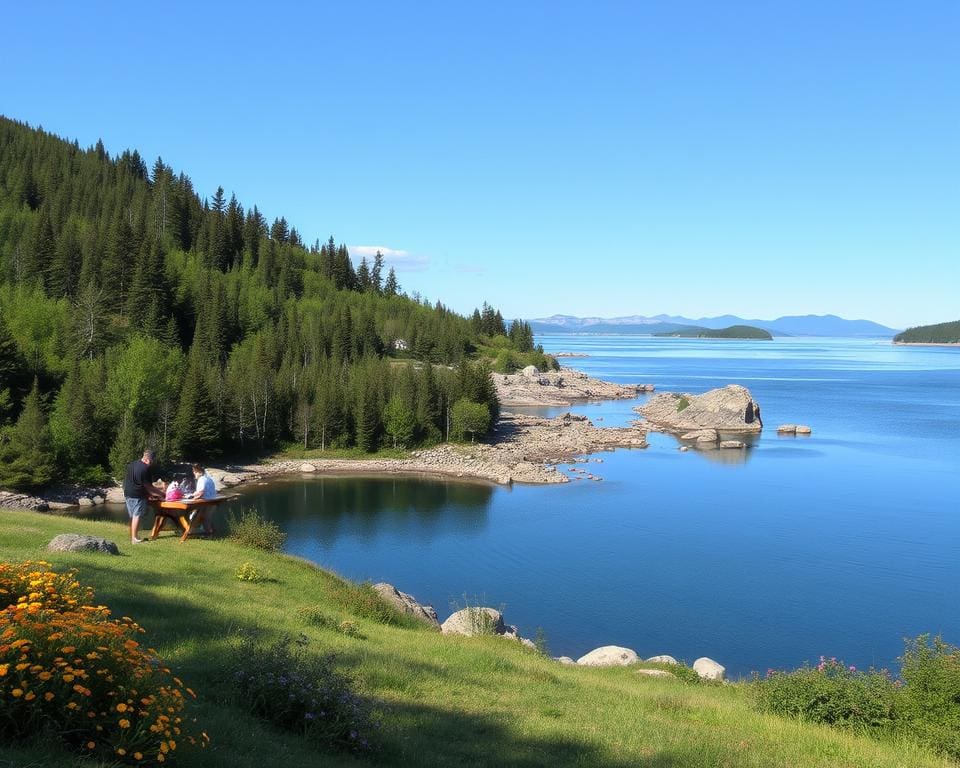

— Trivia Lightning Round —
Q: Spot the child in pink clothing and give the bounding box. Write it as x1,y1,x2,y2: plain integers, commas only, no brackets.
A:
165,480,184,501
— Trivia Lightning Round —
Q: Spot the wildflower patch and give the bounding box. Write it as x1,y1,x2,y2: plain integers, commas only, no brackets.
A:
0,561,208,765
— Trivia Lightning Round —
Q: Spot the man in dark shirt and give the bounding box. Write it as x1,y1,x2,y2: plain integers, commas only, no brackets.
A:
122,449,163,543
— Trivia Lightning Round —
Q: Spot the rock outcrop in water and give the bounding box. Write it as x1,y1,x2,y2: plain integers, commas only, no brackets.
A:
494,366,650,406
635,385,762,434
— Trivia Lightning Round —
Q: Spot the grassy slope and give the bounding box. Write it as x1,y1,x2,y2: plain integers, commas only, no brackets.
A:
0,510,951,768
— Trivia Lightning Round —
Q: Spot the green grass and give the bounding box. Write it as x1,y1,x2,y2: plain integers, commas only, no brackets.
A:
274,445,412,461
0,510,953,768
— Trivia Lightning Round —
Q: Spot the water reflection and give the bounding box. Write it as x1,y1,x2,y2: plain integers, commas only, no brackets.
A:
235,475,494,547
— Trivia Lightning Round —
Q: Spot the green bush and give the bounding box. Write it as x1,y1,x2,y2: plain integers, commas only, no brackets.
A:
235,562,266,583
752,636,960,760
895,635,960,759
228,509,287,552
753,656,896,731
230,634,376,755
676,396,690,412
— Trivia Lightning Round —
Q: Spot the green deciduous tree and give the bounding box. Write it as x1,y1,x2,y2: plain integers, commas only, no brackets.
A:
450,398,490,443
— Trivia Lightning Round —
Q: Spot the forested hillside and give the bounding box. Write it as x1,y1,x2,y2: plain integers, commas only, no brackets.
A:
894,320,960,344
0,117,541,489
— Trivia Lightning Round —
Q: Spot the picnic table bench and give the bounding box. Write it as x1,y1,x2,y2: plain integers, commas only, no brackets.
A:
148,496,234,543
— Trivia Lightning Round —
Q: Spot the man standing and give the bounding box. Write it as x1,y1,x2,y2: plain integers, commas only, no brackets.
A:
123,449,163,543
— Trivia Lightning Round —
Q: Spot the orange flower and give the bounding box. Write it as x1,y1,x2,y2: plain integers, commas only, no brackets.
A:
119,718,131,729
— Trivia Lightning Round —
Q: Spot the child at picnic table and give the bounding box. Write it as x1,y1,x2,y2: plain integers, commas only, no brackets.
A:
188,463,217,535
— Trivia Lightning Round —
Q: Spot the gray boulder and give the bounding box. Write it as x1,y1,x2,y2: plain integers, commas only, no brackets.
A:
77,497,94,507
693,657,726,681
645,654,679,665
795,425,812,435
576,646,640,667
441,607,516,637
719,440,745,449
555,656,576,665
372,583,440,629
105,487,126,504
637,385,762,434
777,424,797,434
47,534,119,555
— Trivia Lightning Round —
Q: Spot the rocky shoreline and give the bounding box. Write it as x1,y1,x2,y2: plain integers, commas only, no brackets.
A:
373,579,727,680
2,366,656,510
494,365,653,406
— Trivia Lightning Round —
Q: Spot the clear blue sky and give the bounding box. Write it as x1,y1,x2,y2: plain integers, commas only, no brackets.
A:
4,1,958,328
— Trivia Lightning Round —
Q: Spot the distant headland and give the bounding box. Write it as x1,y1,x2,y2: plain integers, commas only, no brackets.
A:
653,324,772,340
893,320,960,346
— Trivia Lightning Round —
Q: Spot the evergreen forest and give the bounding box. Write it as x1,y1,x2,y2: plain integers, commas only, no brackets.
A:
0,117,549,490
893,320,960,344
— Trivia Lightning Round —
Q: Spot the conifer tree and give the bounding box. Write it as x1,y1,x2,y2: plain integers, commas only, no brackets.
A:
172,357,221,459
0,380,56,489
384,267,399,296
108,413,147,480
371,251,384,294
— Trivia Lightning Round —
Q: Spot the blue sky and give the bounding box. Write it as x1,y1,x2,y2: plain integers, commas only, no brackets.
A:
4,1,958,327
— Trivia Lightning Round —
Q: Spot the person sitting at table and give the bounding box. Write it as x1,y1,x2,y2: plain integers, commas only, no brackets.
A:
165,480,184,501
188,463,217,535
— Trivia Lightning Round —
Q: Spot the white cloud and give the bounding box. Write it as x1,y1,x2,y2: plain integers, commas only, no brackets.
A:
349,245,430,272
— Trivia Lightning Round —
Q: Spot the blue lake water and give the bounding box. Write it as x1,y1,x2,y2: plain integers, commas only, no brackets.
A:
240,336,959,677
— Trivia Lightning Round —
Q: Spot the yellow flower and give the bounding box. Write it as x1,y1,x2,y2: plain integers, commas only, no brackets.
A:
44,692,54,701
63,674,75,682
11,688,23,698
0,664,8,676
134,752,143,760
24,691,35,701
119,718,131,728
116,702,128,712
38,671,52,681
86,741,95,749
116,747,127,756
62,646,76,654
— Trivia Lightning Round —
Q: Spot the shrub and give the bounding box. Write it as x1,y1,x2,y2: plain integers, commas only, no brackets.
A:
676,396,690,412
296,606,338,630
227,509,287,552
231,634,376,755
235,562,265,583
895,635,960,759
336,620,364,639
752,656,896,731
0,562,207,765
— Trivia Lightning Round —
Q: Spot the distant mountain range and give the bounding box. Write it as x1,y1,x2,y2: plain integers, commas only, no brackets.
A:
529,314,900,338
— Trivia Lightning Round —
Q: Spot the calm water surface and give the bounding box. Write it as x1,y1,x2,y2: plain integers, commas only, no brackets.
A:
237,337,958,676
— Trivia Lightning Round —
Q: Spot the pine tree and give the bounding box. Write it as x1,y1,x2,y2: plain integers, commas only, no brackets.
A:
108,412,147,480
172,357,221,459
50,363,100,469
0,314,29,411
371,251,384,294
0,380,56,489
384,267,399,296
356,256,372,292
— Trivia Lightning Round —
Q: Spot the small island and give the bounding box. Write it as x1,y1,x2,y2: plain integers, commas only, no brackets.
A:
893,320,960,345
654,324,773,340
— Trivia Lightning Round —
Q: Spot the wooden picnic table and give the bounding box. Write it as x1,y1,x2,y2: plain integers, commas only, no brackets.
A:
148,496,234,543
